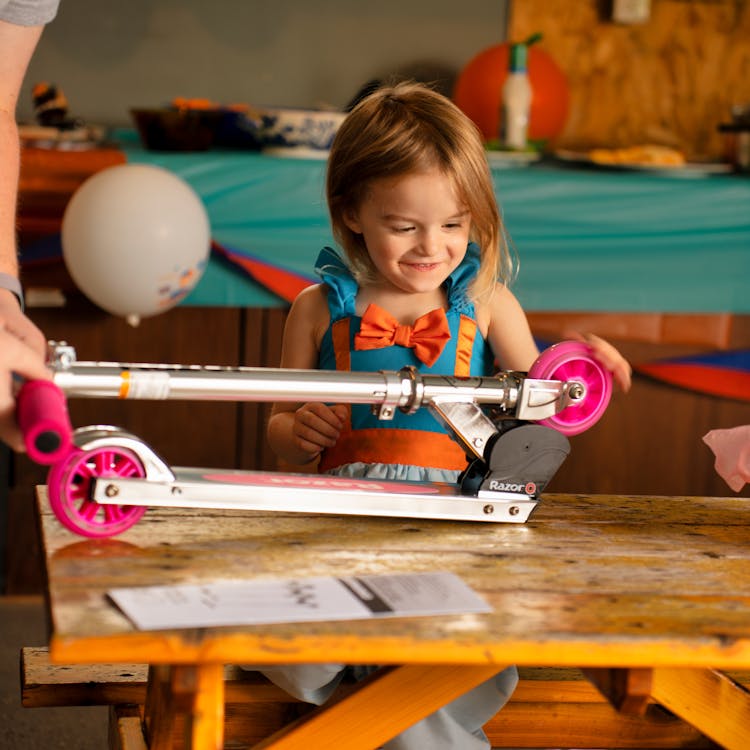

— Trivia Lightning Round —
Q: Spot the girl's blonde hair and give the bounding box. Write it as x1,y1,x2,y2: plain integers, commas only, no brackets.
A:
326,81,515,301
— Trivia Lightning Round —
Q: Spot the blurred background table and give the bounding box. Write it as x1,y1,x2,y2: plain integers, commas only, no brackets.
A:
20,135,750,317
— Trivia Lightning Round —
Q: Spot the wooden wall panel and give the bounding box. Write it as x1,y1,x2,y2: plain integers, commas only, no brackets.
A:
547,339,750,497
23,300,242,469
239,307,289,471
529,315,750,497
509,0,750,159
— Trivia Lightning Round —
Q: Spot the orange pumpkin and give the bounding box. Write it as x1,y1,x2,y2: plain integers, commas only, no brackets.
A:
453,43,570,143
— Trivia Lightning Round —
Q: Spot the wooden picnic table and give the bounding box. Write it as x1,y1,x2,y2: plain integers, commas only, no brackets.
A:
36,487,750,749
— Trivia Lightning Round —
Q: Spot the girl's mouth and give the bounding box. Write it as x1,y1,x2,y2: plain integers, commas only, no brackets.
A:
403,262,440,272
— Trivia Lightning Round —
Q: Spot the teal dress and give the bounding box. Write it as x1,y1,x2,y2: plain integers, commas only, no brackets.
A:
251,245,519,750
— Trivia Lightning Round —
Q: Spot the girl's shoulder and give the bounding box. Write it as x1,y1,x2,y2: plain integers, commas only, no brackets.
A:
289,283,329,318
287,283,332,350
473,282,524,336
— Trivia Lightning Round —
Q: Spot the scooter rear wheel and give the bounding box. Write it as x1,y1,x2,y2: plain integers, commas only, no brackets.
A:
47,446,147,538
528,341,612,436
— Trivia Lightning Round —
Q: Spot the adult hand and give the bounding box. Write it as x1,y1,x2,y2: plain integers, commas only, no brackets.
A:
0,292,51,450
0,289,47,356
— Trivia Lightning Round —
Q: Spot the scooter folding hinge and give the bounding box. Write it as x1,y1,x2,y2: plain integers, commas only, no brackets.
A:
428,399,498,460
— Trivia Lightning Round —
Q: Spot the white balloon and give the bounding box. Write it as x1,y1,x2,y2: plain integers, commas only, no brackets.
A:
61,164,210,324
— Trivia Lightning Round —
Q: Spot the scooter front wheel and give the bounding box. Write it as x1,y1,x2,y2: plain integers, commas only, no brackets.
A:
528,341,612,436
47,446,147,538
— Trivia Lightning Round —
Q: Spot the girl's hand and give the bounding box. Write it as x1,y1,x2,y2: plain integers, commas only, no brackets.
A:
568,332,632,393
291,403,348,457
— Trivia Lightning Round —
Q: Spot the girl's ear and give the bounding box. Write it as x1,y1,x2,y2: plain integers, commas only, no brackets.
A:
343,209,362,235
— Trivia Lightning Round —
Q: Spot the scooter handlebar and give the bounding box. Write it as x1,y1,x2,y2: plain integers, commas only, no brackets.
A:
16,380,73,465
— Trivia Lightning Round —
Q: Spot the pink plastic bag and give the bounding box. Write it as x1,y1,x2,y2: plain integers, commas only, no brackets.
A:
702,425,750,492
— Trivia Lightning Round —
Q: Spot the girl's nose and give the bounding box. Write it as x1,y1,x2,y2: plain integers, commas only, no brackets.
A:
417,229,440,256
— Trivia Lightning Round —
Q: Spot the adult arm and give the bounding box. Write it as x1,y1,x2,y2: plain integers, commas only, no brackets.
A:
0,19,52,450
0,19,44,280
0,17,48,355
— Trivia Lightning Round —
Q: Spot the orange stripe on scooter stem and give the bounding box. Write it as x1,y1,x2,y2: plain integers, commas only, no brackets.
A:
118,371,130,399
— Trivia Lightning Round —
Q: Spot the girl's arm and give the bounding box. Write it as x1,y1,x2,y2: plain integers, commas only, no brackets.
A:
482,284,632,392
267,285,348,465
481,283,541,372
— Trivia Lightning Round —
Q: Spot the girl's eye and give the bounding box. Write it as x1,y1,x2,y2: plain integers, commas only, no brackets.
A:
394,226,415,233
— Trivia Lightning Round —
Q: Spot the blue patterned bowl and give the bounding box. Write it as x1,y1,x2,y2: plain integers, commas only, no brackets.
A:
257,108,347,152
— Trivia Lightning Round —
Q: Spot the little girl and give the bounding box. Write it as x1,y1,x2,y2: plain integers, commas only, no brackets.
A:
263,81,632,748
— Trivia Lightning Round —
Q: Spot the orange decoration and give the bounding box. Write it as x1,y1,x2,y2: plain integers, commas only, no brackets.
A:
171,97,217,111
453,44,570,143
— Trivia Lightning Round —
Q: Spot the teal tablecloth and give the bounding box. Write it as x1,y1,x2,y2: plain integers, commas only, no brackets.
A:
123,138,750,313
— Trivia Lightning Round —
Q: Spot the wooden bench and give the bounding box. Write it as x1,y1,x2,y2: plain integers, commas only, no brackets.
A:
22,646,735,749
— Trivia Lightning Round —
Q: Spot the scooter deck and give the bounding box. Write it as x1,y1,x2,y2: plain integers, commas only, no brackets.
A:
92,467,538,524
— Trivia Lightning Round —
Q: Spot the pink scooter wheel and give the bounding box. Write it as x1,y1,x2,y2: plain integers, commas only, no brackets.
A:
47,446,147,538
528,341,613,436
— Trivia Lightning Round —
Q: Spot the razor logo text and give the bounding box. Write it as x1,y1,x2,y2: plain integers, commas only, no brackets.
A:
487,481,537,495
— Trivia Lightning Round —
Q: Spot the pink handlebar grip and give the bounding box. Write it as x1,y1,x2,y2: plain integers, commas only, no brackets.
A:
17,380,73,465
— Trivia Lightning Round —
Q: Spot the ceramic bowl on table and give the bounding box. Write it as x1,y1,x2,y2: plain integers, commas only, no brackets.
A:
256,108,347,158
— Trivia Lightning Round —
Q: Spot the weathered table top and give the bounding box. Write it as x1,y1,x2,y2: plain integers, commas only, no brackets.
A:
37,488,750,670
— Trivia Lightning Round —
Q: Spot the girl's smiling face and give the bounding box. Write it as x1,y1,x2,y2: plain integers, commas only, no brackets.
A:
344,166,471,297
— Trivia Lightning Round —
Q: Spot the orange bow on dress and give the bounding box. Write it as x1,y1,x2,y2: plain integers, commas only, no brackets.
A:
354,303,451,367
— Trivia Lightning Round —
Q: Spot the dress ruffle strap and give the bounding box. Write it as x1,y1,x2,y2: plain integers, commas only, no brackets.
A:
444,242,481,316
314,247,358,320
